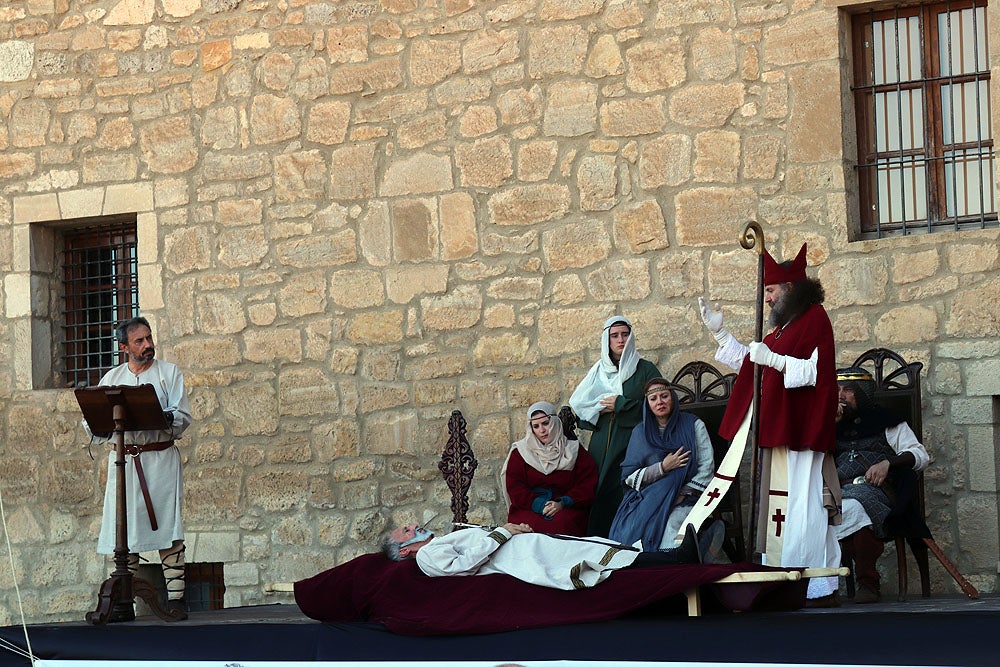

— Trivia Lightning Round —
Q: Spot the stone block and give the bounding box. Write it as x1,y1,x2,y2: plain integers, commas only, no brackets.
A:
656,250,704,298
391,199,437,262
951,397,992,425
586,259,651,302
577,154,617,211
763,10,838,66
818,256,888,308
489,184,570,225
347,310,404,345
244,328,303,364
13,193,59,224
276,230,357,269
329,58,403,95
498,87,543,126
787,63,842,162
692,26,737,80
694,130,740,183
517,141,558,182
965,358,1000,396
463,29,519,73
528,25,587,77
833,311,872,343
421,285,482,331
742,134,782,181
220,383,278,436
398,111,447,149
457,136,513,188
675,187,756,246
601,96,667,136
541,219,609,270
946,277,1000,338
365,412,418,455
930,361,961,396
543,81,598,137
246,470,310,511
624,37,685,92
306,101,350,145
380,153,453,196
946,243,999,273
250,94,301,145
0,40,33,82
669,83,744,128
440,192,477,260
274,150,327,202
383,265,447,305
892,248,940,284
537,305,615,356
410,39,461,86
585,34,624,78
874,305,937,344
956,495,999,570
639,134,692,189
314,419,361,462
187,531,241,563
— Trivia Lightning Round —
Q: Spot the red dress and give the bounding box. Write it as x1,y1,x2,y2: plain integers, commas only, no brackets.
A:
505,446,597,535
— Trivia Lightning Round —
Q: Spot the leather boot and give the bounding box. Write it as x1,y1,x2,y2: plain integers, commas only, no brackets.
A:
850,527,884,603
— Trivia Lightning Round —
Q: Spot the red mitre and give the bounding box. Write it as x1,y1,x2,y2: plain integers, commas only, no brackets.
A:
763,243,807,285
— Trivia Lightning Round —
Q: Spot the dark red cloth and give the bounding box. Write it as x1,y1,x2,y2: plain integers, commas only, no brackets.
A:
719,304,837,452
505,447,597,535
293,553,806,635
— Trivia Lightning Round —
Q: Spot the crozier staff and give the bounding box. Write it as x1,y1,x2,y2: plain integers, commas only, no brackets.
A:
569,316,662,537
83,316,193,619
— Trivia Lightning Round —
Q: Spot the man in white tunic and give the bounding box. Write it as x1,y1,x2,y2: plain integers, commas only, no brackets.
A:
83,317,192,618
381,522,700,590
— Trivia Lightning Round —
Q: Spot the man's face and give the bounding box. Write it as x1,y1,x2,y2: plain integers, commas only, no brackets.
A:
763,283,788,309
838,385,858,413
646,385,674,421
607,324,630,362
121,325,155,365
391,524,433,549
530,413,552,444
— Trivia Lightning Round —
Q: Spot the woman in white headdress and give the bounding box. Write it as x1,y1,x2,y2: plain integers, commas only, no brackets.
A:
500,401,597,535
569,316,662,537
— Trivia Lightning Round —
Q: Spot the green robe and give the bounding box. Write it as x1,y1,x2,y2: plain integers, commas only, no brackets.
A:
579,358,662,537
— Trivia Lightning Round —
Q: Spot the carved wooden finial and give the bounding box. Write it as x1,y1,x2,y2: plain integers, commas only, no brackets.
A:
438,410,477,525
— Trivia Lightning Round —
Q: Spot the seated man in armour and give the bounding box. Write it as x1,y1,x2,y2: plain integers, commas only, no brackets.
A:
831,367,930,604
381,522,701,591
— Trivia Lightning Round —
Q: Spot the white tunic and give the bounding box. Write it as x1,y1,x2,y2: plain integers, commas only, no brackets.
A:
415,527,640,590
84,360,192,554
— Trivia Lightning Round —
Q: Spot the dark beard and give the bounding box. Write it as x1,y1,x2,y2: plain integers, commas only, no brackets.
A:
768,278,824,328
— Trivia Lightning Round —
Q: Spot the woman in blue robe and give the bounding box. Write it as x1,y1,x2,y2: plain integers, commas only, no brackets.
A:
609,378,715,551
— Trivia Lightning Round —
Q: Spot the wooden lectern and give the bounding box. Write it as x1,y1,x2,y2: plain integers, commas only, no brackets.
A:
76,384,184,623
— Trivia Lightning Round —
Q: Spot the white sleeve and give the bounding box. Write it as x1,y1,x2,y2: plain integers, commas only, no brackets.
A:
782,347,818,389
625,464,665,491
414,529,510,577
683,420,715,494
886,422,930,472
161,364,193,439
715,335,748,371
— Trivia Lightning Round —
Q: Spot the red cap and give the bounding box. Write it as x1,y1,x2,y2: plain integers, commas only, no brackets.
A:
763,243,807,285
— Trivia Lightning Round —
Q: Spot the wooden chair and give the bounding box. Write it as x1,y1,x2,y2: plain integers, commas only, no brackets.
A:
840,348,978,600
670,361,746,563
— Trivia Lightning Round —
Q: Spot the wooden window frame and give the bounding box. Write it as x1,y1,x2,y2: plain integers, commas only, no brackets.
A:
852,0,997,237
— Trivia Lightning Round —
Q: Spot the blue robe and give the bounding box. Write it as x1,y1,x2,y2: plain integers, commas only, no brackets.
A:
608,389,699,550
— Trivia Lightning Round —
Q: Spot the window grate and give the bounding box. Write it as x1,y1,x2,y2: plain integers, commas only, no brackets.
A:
186,562,226,611
61,221,138,387
852,1,998,238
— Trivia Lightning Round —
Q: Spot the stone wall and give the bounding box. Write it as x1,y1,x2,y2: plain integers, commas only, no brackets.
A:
0,0,998,623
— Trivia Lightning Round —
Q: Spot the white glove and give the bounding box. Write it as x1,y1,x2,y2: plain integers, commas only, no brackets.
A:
749,341,787,372
698,296,731,345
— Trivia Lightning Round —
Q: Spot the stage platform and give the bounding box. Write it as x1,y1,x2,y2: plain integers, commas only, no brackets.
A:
0,594,997,667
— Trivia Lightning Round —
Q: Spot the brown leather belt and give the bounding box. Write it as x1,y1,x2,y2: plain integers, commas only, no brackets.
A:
123,440,174,531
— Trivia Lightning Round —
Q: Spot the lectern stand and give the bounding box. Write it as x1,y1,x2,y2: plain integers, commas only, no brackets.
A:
76,384,183,623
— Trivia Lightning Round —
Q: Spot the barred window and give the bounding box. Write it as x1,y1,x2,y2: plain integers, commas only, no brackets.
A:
61,219,139,387
852,1,997,237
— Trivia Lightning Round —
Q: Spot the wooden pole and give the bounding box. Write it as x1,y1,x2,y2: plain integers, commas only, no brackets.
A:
739,221,766,560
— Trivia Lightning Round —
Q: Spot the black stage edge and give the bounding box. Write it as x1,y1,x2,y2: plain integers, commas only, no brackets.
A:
0,602,998,666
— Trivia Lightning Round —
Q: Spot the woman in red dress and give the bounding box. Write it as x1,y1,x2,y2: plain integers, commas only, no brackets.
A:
500,401,597,535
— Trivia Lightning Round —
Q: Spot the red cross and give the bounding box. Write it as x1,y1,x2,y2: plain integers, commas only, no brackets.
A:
771,508,785,537
704,487,721,506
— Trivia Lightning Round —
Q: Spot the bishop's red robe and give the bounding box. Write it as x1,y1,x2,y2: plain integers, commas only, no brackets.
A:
718,303,837,452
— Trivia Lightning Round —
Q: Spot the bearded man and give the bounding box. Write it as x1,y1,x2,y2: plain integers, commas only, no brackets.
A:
832,367,930,603
698,244,842,606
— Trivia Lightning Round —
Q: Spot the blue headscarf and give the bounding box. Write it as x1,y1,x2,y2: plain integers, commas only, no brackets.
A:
608,385,699,550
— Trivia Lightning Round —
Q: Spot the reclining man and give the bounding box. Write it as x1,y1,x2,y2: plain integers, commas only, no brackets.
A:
832,367,930,603
382,522,701,590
